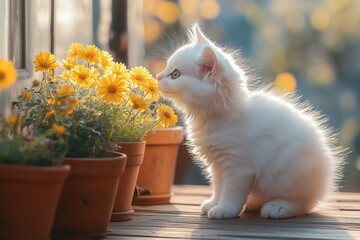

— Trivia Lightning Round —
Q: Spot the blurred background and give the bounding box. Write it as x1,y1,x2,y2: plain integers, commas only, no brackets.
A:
2,0,359,191
129,0,360,191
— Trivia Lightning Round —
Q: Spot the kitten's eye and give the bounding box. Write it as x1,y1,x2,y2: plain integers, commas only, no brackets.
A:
171,70,181,79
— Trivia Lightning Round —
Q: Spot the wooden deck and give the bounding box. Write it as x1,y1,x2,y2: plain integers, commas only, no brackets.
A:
107,185,360,240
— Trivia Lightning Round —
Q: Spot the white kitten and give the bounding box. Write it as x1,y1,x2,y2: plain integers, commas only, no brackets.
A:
156,25,344,219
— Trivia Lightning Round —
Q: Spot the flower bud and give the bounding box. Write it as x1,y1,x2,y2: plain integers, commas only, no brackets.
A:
32,79,40,87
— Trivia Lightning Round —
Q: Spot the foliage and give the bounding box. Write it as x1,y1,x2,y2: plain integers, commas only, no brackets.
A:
18,44,178,158
0,59,64,166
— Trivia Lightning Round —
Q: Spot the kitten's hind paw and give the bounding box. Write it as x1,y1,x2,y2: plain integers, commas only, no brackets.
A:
201,199,217,215
261,199,304,219
207,205,240,219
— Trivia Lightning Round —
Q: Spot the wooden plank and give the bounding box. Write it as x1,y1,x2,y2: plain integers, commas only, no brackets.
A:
108,226,359,240
106,185,360,240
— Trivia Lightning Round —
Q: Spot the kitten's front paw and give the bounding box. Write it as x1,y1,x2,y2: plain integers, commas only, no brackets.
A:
201,199,217,215
207,205,240,219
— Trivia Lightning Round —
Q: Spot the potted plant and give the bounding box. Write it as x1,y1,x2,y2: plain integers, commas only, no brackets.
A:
85,58,179,221
0,59,70,240
17,49,127,240
133,125,184,205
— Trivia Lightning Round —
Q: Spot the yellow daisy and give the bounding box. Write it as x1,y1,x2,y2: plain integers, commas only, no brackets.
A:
62,57,78,70
143,78,160,101
77,45,101,65
52,123,66,136
129,66,153,88
105,62,130,80
62,109,74,115
60,70,71,81
57,84,74,97
0,59,17,90
99,50,114,70
67,43,83,58
157,104,178,128
8,114,20,126
46,110,55,118
33,52,59,72
22,91,32,102
129,92,149,111
68,96,80,108
70,65,99,88
97,73,129,104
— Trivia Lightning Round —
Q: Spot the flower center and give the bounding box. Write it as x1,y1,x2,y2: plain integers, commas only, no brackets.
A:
164,112,171,119
86,52,96,59
135,75,144,82
40,61,51,68
78,73,88,80
148,86,156,92
133,102,140,109
107,84,117,93
0,71,5,81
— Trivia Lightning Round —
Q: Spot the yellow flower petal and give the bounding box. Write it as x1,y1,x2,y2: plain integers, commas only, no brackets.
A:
0,59,17,90
129,92,149,111
22,91,32,102
33,52,59,72
60,70,71,81
129,66,153,89
157,104,177,128
62,57,78,70
77,45,101,65
68,96,80,108
8,114,20,126
46,110,55,118
97,73,129,104
105,62,130,81
57,84,74,97
52,123,66,135
143,77,160,101
70,65,99,88
99,50,114,70
67,43,83,58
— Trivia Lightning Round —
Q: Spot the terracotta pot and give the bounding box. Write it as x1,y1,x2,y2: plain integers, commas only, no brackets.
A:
0,164,70,240
51,154,126,240
111,141,145,221
133,127,184,205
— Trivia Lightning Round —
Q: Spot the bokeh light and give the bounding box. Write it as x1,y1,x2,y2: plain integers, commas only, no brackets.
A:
311,10,330,31
338,90,357,112
198,0,220,20
356,156,360,171
156,1,180,24
144,20,162,43
339,118,359,147
273,72,297,92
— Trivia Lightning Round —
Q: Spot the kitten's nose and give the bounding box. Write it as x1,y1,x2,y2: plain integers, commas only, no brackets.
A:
156,74,162,81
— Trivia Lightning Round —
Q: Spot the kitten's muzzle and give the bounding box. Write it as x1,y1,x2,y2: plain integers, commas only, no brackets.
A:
156,74,163,81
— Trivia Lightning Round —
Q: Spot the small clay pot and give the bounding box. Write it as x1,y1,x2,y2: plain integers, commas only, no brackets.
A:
51,153,126,240
133,127,184,205
0,164,70,240
111,141,145,221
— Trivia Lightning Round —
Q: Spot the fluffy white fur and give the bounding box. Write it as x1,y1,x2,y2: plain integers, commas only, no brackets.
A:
156,25,343,219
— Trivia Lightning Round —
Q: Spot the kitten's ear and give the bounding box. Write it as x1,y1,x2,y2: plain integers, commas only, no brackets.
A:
192,25,209,45
199,47,220,76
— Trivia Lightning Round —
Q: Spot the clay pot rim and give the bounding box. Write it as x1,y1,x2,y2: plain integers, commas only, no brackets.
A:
63,153,127,177
0,163,70,181
64,152,126,161
145,126,184,145
114,141,146,166
114,140,146,145
152,126,183,132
